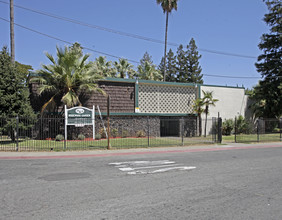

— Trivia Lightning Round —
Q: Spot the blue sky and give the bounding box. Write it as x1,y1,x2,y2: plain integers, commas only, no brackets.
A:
0,0,269,88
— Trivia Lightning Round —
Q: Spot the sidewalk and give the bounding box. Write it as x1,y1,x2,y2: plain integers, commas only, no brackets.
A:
0,142,281,160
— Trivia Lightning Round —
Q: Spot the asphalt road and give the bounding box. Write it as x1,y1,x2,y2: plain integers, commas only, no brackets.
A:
1,146,282,220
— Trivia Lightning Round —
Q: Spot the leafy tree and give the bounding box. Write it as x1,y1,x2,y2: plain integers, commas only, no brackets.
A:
0,47,36,140
165,49,178,81
160,38,203,83
176,44,188,82
137,61,163,81
92,56,115,77
202,91,219,137
222,119,234,135
235,115,252,134
253,0,282,118
140,51,153,67
158,57,165,78
156,0,179,81
137,52,162,81
186,38,203,83
16,62,32,76
192,98,204,136
113,58,136,79
30,44,105,113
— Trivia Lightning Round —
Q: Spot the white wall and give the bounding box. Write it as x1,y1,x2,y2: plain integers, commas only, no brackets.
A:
200,86,248,120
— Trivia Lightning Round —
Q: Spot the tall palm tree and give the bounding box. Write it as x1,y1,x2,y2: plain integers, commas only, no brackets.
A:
156,0,178,81
193,98,204,136
137,61,163,81
113,58,136,79
202,91,219,137
30,44,105,113
10,0,15,63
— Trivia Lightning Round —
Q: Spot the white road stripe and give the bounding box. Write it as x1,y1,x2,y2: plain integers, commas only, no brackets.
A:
110,160,196,175
127,166,196,175
119,164,177,171
109,160,175,166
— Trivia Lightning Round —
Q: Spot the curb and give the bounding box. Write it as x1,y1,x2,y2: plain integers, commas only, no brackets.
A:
0,143,281,160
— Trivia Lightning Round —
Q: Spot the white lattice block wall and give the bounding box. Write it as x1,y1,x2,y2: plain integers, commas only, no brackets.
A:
139,84,196,113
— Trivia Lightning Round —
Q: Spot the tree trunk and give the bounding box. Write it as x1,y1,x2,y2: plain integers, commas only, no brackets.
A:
199,114,202,136
10,0,15,63
204,106,208,137
163,11,169,81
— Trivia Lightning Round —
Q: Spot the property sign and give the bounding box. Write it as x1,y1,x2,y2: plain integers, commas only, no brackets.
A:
67,107,93,125
64,106,95,140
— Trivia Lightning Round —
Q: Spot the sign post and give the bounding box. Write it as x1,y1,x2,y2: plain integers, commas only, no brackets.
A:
65,106,95,141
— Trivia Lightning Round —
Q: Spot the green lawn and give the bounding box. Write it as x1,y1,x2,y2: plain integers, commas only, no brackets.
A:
0,136,214,151
222,133,281,143
1,134,280,151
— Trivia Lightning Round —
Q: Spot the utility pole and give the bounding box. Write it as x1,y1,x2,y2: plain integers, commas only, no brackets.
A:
10,0,15,63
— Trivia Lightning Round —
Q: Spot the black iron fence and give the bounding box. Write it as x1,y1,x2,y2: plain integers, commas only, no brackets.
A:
234,118,282,143
0,116,219,151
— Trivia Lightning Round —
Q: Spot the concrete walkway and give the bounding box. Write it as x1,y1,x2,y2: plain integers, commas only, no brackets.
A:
0,142,281,160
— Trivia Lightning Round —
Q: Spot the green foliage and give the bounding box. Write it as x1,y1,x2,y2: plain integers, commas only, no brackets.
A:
137,61,163,81
113,58,136,79
95,133,101,140
222,119,234,136
0,47,37,140
122,130,129,138
236,115,252,134
77,134,85,140
156,0,179,81
202,91,219,137
253,0,282,118
156,0,178,14
165,49,178,82
137,52,162,81
30,43,105,113
55,134,64,141
176,44,187,82
159,38,203,83
186,38,203,84
192,98,204,136
99,128,107,139
111,128,118,138
92,56,115,77
136,130,146,137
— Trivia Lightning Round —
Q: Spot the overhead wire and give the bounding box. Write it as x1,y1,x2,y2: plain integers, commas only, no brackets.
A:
0,17,262,79
0,17,140,64
0,0,258,59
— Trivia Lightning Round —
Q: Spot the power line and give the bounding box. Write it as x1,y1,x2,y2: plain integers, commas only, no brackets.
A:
0,0,258,59
0,17,262,80
203,74,260,79
0,17,139,64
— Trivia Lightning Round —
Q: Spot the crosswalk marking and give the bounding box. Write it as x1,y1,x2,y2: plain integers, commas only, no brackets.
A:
109,160,196,175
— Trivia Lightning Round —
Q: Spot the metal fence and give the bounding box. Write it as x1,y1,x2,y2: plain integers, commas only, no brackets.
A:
235,118,282,143
0,116,219,151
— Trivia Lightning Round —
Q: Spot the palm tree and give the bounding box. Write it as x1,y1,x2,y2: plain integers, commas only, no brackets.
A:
30,44,105,113
113,58,136,79
156,0,178,81
193,98,204,136
137,61,163,81
202,91,219,137
93,56,115,77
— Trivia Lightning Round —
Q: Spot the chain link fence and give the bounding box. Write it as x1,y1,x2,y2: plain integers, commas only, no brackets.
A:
0,116,219,151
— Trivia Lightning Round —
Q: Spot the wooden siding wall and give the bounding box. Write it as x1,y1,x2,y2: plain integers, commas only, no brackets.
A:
29,81,135,113
85,81,135,113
